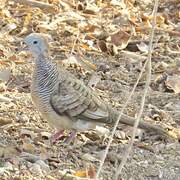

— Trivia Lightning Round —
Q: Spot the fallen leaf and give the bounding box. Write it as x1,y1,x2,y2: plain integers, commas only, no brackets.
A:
165,75,180,93
83,3,99,15
98,40,108,52
74,170,87,178
136,42,149,53
110,30,131,49
74,165,96,178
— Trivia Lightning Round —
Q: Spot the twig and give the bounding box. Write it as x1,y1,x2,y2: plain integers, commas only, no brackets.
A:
96,55,147,179
13,0,58,12
95,31,152,180
114,0,159,179
96,1,160,179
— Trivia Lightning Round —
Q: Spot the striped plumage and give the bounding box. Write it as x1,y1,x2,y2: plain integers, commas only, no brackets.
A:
23,33,168,136
31,55,59,112
30,52,108,131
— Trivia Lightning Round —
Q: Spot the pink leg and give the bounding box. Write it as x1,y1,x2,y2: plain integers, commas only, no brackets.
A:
50,130,64,143
64,131,77,144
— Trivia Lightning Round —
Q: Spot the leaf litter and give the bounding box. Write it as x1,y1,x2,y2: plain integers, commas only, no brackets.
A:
0,0,179,179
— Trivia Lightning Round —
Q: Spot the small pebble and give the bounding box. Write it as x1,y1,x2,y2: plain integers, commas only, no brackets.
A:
29,163,43,176
36,160,50,172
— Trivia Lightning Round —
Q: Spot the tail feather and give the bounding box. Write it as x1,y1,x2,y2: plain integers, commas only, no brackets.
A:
108,107,168,136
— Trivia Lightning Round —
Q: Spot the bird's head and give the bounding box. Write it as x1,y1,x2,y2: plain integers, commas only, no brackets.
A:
23,33,51,58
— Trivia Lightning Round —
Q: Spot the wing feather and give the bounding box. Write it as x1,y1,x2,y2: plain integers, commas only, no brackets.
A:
50,78,109,122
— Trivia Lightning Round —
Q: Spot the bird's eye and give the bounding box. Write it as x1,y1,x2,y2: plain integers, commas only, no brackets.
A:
33,41,38,44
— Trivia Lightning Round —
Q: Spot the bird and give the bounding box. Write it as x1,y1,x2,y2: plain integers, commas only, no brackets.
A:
22,33,168,142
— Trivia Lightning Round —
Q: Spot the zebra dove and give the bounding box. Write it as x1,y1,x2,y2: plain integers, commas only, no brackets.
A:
23,33,168,140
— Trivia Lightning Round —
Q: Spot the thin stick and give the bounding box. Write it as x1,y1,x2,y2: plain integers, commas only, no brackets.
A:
114,0,159,179
96,37,149,180
96,55,148,180
96,0,159,178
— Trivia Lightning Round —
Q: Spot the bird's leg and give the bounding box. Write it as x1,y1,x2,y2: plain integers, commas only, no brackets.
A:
50,130,64,143
64,130,77,144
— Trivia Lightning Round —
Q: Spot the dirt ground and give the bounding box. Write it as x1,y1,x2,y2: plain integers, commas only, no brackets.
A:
0,0,180,179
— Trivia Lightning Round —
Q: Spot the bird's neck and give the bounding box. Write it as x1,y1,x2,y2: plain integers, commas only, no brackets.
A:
32,55,58,94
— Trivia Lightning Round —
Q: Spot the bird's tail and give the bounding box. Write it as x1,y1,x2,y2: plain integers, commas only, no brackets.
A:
108,106,168,136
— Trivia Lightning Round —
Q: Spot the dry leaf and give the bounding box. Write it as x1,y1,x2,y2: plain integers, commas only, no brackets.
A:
165,75,180,93
83,3,99,15
74,170,87,178
74,165,96,179
98,40,108,52
136,42,149,53
110,30,130,49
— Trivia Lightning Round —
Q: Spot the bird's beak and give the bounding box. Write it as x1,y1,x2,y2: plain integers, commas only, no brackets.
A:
16,42,29,53
21,42,29,51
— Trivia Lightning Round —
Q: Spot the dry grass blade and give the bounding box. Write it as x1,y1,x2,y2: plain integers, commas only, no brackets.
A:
115,0,159,178
96,0,159,179
95,46,148,180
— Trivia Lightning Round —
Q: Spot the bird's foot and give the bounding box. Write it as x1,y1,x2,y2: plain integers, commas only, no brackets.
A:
64,131,77,144
50,130,64,143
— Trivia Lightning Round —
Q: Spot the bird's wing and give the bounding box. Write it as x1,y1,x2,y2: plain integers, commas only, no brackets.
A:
50,77,109,123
